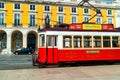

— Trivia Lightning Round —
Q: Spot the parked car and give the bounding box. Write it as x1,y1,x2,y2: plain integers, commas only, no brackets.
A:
14,48,34,55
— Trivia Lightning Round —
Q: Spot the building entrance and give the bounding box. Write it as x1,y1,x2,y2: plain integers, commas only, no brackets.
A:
27,33,36,50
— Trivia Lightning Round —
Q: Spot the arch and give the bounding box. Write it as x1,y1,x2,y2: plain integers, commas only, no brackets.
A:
27,31,38,51
0,30,7,52
11,30,23,51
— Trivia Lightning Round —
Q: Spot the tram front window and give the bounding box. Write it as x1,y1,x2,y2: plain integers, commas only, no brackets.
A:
84,36,92,48
74,36,82,48
40,34,45,47
94,36,101,48
47,36,57,47
103,36,111,47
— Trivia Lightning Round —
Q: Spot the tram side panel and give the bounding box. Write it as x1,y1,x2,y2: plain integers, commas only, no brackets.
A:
57,49,120,62
37,48,120,64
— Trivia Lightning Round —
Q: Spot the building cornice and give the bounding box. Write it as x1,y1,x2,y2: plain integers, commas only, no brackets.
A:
1,0,120,9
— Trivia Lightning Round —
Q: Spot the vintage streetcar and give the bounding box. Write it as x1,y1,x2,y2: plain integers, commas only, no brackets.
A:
32,23,120,68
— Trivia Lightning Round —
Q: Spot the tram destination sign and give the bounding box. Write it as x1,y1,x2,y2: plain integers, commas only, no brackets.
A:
83,24,102,30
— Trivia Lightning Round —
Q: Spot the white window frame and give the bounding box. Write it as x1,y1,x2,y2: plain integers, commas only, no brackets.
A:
71,15,77,23
0,12,5,25
43,13,51,25
44,5,50,12
108,9,112,15
84,16,89,22
29,4,36,11
58,15,64,24
0,2,5,9
14,3,21,10
71,7,77,13
96,17,102,24
58,6,64,13
13,12,21,26
108,17,113,24
84,8,89,14
29,13,36,27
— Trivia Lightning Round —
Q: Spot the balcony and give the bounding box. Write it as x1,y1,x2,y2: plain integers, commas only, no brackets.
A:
0,23,6,27
13,23,22,27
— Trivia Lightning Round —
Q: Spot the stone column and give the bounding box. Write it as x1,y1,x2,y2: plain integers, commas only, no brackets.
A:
7,34,12,54
23,34,27,48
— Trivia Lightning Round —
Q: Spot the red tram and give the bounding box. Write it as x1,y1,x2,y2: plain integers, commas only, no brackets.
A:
34,23,120,67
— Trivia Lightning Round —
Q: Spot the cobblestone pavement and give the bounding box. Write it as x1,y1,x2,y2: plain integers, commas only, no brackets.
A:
1,54,120,80
0,65,120,80
0,54,33,70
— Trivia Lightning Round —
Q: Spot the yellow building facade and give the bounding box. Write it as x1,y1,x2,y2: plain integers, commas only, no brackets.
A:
0,0,117,54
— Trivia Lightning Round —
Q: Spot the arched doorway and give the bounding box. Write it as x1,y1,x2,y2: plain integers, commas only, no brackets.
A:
0,30,7,51
27,32,37,50
11,31,23,51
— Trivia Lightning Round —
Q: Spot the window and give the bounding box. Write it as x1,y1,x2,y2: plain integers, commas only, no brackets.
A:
44,5,50,11
30,4,35,10
74,36,82,48
108,9,112,15
71,7,76,13
47,36,52,46
47,36,57,46
30,14,35,26
96,17,101,24
44,14,50,25
14,3,20,9
58,6,63,12
2,33,7,39
0,13,4,25
58,15,64,24
103,36,111,47
14,13,20,26
16,33,21,40
72,16,76,23
94,36,101,47
1,41,6,49
1,33,6,49
40,34,45,47
84,36,92,48
0,2,4,8
84,8,89,14
16,42,21,49
108,18,112,24
15,33,22,49
63,36,72,48
84,17,89,22
112,36,118,47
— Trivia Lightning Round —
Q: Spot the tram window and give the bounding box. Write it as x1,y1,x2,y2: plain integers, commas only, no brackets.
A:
47,36,52,46
63,36,72,48
94,36,101,47
103,36,111,47
84,36,92,48
112,36,118,47
40,34,45,47
47,36,57,46
74,36,82,48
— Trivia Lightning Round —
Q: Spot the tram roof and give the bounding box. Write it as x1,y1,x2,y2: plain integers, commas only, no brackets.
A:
38,23,120,32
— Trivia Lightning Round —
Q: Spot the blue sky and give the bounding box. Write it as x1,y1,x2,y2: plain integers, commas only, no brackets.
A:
100,0,113,2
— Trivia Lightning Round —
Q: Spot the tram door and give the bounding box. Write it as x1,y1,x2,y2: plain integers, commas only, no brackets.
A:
46,35,58,64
